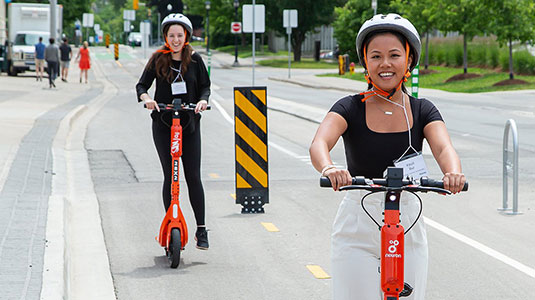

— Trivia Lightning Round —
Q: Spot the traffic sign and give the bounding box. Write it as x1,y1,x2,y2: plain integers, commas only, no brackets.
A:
283,9,298,28
123,9,135,21
82,13,94,27
231,22,242,34
124,20,131,32
242,4,265,33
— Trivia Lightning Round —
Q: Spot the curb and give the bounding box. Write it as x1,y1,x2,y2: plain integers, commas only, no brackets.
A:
268,76,360,93
41,57,117,300
42,104,87,300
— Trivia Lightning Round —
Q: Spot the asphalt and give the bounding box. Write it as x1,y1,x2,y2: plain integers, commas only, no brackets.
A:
0,46,534,299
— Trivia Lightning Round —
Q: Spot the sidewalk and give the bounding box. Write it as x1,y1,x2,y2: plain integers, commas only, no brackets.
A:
0,69,94,299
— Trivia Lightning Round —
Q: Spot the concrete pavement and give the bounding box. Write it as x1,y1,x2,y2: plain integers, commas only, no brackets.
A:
1,46,534,299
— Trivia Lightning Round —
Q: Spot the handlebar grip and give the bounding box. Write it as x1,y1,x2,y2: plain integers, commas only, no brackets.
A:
420,177,469,191
320,176,363,187
320,177,332,187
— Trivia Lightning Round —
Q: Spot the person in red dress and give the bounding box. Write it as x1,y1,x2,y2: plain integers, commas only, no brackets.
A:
75,41,91,83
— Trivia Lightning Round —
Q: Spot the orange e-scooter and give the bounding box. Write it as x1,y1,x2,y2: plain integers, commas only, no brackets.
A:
321,167,468,299
146,98,210,268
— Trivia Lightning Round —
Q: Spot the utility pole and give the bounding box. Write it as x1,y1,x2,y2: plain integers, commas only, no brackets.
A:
50,0,57,41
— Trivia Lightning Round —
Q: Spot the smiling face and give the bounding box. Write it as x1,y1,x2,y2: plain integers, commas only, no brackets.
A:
165,24,186,53
365,33,412,92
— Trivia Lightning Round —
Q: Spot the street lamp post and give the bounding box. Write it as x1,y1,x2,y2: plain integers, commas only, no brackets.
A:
233,0,239,66
205,1,210,54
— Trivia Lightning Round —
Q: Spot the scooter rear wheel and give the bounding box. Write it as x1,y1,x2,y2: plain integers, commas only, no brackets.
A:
168,228,181,268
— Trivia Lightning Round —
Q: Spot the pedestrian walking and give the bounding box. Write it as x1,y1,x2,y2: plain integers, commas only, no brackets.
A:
44,38,60,88
59,37,72,82
136,14,211,249
309,14,466,300
75,41,90,83
34,37,46,81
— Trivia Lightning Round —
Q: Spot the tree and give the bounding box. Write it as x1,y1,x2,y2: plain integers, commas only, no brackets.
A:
183,0,236,49
265,0,339,61
332,0,395,63
484,0,535,80
391,0,436,70
431,0,487,74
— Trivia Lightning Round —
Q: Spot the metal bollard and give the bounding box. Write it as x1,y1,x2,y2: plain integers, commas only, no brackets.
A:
499,119,521,215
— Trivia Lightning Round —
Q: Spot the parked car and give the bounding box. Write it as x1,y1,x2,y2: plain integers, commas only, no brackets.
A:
128,32,142,46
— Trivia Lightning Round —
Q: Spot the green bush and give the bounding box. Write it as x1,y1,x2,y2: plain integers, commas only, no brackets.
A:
488,46,500,68
499,51,510,72
513,50,535,75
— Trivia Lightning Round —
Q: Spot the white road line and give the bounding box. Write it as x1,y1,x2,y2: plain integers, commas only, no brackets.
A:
214,91,535,280
424,217,535,278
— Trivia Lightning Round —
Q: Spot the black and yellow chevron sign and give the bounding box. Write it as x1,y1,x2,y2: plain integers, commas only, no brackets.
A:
234,87,268,213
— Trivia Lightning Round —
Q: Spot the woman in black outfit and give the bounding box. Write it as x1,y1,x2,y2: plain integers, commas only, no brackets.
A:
136,14,211,250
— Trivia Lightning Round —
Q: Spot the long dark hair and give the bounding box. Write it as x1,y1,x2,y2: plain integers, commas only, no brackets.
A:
363,30,415,93
146,23,193,83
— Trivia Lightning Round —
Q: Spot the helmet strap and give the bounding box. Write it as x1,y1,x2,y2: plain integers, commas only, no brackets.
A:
359,41,411,102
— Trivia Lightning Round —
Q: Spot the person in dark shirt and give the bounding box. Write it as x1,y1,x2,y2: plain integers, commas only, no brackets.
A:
309,14,466,300
136,14,211,250
59,37,72,82
34,37,46,81
44,38,60,88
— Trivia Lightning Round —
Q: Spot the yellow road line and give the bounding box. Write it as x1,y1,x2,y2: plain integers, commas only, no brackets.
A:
306,265,331,279
115,60,123,68
260,222,279,232
208,173,220,178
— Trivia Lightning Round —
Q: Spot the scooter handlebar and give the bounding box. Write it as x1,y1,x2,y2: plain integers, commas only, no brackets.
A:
320,176,468,192
142,102,211,111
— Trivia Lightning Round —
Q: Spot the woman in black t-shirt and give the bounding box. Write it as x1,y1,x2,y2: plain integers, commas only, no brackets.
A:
309,14,465,300
136,14,210,250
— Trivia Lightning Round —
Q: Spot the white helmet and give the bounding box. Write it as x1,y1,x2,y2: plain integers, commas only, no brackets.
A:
161,13,192,38
356,14,421,71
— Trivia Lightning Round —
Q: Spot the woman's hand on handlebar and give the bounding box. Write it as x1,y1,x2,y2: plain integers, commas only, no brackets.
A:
144,99,160,112
442,172,466,194
323,168,352,191
195,100,208,114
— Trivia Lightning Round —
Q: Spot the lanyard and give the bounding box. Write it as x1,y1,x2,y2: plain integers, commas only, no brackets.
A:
170,64,183,83
375,92,418,162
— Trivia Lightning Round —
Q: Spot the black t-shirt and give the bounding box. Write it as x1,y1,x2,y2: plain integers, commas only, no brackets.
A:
59,43,71,61
329,94,443,178
136,51,211,105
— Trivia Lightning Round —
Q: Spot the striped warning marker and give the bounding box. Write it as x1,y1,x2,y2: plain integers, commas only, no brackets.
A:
234,87,268,213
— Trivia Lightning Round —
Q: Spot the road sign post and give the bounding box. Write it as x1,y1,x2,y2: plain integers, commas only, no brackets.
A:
82,13,94,43
243,3,265,86
283,9,297,79
230,22,241,67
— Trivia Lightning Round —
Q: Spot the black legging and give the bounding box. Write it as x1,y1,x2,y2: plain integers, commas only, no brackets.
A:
152,113,205,226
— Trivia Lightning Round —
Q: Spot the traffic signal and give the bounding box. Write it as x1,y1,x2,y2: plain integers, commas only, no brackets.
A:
150,0,183,17
133,0,139,10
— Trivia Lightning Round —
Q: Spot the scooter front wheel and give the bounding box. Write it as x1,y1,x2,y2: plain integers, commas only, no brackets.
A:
168,228,181,268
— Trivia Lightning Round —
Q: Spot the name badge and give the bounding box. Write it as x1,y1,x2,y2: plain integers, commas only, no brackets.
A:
394,152,429,179
171,81,187,95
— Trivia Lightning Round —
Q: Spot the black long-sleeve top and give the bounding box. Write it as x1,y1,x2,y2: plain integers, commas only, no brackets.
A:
136,51,211,105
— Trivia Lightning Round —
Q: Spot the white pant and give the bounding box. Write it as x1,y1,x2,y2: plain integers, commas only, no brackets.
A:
331,190,428,300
